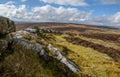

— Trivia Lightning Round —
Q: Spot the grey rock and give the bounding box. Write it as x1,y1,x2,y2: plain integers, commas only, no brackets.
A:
0,40,8,53
12,38,49,61
39,49,49,61
0,16,15,35
0,16,15,54
5,34,13,43
0,33,13,54
12,27,80,72
12,38,43,52
25,28,37,33
48,44,80,72
0,16,79,74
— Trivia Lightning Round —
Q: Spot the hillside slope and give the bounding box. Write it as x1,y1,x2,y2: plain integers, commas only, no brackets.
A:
0,18,120,77
15,23,120,77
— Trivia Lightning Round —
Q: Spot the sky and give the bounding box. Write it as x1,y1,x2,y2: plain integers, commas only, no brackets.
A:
0,0,120,27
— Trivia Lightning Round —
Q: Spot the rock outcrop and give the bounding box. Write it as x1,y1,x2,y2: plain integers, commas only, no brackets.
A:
0,40,8,54
48,44,80,72
0,16,80,73
11,27,80,72
0,16,15,54
0,16,15,35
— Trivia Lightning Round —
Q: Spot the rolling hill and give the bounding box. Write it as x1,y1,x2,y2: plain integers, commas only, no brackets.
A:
1,19,120,77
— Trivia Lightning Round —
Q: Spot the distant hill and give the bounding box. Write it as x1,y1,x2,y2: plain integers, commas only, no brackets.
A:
15,21,120,30
92,25,119,30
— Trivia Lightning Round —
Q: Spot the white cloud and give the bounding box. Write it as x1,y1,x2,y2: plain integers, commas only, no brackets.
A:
0,3,91,22
0,2,16,18
85,13,120,27
0,1,120,27
109,12,120,25
0,2,27,20
31,5,91,22
0,2,90,22
39,0,88,6
85,16,110,26
101,0,120,4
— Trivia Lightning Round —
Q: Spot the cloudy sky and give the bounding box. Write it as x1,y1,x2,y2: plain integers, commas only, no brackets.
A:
0,0,120,27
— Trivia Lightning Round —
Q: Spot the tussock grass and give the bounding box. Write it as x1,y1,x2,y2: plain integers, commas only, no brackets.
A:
0,50,53,77
52,34,120,77
0,48,69,77
1,32,120,77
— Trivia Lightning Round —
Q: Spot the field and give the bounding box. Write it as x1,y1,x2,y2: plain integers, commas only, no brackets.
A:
1,22,120,77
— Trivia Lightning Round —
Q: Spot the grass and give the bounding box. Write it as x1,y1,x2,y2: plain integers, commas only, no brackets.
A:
51,34,120,77
1,50,53,77
0,48,72,77
0,33,78,77
1,32,120,77
77,35,120,51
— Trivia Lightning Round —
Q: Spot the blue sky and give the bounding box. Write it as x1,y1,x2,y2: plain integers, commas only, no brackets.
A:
0,0,120,27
